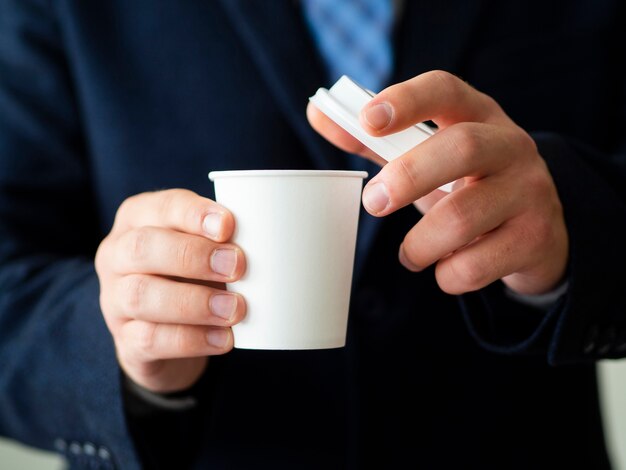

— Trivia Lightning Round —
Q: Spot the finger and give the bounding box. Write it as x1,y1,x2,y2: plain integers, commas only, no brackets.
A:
119,321,233,360
400,176,520,271
432,218,539,295
113,226,245,281
115,274,246,326
114,189,235,242
413,178,467,213
360,70,510,135
362,122,524,215
306,103,387,166
412,189,447,214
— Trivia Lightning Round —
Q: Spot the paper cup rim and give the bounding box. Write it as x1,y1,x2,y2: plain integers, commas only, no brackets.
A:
209,169,368,181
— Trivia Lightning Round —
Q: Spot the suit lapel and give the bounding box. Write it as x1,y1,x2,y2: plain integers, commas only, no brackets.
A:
217,0,347,171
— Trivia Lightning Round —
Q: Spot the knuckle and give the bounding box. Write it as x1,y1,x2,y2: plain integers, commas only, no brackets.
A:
127,227,151,264
525,169,553,200
99,290,119,334
114,193,148,229
511,127,537,155
173,284,198,320
176,238,197,273
157,190,179,220
158,189,191,221
478,92,502,116
116,194,140,220
121,275,148,318
447,124,481,165
527,217,555,252
94,237,111,276
429,70,459,94
160,189,207,232
429,70,468,105
173,324,199,356
395,156,420,192
442,197,472,241
173,325,186,354
181,196,208,230
450,256,487,291
134,322,158,359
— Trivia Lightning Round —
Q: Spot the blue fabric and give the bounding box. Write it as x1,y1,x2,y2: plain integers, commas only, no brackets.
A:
0,0,625,468
301,0,393,262
302,0,394,91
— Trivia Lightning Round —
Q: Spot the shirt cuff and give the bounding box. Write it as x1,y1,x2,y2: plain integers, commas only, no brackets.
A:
123,374,198,413
504,281,569,310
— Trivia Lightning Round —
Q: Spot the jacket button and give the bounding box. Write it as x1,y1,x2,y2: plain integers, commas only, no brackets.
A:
69,442,82,455
98,447,111,460
83,442,96,456
53,438,67,452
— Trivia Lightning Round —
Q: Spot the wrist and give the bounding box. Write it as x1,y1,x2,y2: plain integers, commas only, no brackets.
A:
123,373,198,412
504,279,569,310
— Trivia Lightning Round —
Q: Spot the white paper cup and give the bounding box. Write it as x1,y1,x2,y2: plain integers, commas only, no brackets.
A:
208,170,368,350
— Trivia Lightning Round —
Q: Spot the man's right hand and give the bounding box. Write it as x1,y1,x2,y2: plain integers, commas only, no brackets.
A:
95,189,246,393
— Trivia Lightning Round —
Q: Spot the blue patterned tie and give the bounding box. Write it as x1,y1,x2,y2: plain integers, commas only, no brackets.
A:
302,0,394,92
303,0,394,273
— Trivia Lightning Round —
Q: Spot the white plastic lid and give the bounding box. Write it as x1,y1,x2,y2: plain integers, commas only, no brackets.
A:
310,76,453,192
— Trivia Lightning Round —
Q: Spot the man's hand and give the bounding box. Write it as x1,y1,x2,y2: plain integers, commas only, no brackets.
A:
308,70,568,296
95,189,246,393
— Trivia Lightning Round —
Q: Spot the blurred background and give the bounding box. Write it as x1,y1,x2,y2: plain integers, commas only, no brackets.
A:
0,360,625,469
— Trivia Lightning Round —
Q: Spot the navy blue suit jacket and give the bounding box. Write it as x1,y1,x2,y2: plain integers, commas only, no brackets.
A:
1,1,625,468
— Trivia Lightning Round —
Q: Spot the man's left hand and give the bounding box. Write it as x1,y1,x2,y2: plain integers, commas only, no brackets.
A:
307,70,568,296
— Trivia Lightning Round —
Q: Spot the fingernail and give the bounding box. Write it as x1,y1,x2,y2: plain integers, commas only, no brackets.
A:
362,182,390,214
202,213,223,239
207,329,230,348
364,103,392,130
398,244,422,272
210,294,237,320
210,249,238,278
